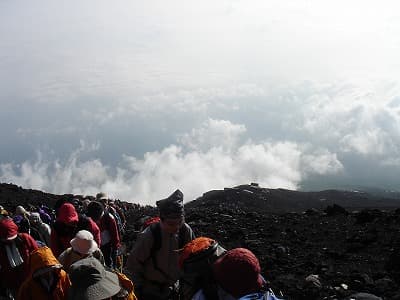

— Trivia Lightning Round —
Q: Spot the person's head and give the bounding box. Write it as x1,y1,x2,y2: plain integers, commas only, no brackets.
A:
96,192,109,206
156,189,184,234
15,205,28,216
68,256,121,300
71,198,82,210
96,192,107,200
0,207,8,218
0,218,18,243
82,199,91,211
70,230,99,257
86,201,104,222
213,248,265,298
57,203,79,225
29,212,42,225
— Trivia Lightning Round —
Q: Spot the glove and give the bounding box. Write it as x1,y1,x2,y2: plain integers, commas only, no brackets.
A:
116,254,123,269
112,247,123,271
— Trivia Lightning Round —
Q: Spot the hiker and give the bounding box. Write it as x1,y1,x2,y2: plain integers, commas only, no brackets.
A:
13,205,31,235
17,246,71,300
82,199,91,214
0,218,38,298
111,201,126,235
126,189,195,300
29,212,51,246
58,230,105,272
51,202,101,257
68,256,137,300
97,193,125,236
86,201,121,269
179,237,226,300
38,205,54,225
193,248,283,300
0,206,9,219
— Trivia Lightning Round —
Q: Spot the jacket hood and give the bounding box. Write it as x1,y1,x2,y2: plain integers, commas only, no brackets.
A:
57,203,79,224
29,246,62,276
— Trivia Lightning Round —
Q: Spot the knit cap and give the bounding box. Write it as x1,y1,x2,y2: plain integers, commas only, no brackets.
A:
156,189,184,218
213,248,265,298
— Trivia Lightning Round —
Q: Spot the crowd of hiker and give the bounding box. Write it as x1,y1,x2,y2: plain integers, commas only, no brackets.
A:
0,189,286,300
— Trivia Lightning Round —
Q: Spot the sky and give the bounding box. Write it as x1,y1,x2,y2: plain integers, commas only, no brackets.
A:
1,0,400,205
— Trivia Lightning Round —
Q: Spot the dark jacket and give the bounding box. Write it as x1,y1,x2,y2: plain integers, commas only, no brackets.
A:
0,233,38,290
126,222,195,299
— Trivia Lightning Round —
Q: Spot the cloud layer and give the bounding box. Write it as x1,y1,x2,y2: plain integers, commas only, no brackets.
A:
0,119,343,204
1,1,400,201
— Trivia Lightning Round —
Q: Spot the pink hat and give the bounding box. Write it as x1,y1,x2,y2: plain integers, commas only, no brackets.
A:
57,203,79,224
0,218,18,240
213,248,265,298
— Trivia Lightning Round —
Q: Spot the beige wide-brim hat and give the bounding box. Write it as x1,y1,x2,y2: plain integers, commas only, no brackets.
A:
70,230,98,255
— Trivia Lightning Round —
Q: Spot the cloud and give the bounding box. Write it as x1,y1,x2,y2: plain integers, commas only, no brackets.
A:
179,118,246,151
287,81,400,162
301,148,343,175
0,119,343,205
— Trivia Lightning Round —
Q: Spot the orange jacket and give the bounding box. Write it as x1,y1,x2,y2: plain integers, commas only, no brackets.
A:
17,246,71,300
116,271,138,300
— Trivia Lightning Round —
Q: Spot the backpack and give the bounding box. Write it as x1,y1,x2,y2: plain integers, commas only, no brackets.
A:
13,215,30,234
142,216,161,230
180,237,227,300
148,221,186,279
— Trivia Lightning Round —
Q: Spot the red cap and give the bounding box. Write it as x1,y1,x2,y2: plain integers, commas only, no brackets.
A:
0,218,18,240
57,203,79,224
213,248,264,298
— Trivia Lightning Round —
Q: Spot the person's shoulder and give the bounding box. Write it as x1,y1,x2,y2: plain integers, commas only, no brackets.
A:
136,225,155,243
60,247,73,255
192,289,206,300
107,211,116,220
87,217,99,227
182,222,193,230
181,222,194,234
42,222,51,228
18,232,34,241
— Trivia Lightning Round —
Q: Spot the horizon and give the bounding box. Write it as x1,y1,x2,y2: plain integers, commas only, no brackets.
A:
1,181,399,205
1,1,400,205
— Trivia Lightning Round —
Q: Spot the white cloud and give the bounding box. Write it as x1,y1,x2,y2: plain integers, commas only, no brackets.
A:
1,0,400,193
291,81,400,160
3,0,400,106
0,119,343,204
179,118,246,151
301,148,343,175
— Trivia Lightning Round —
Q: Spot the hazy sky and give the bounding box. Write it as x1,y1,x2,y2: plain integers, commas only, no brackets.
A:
1,0,400,204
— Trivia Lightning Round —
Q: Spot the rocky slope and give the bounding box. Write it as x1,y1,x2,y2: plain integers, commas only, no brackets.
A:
1,183,400,299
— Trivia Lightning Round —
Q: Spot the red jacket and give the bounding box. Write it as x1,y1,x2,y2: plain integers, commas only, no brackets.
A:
0,233,38,290
50,216,101,257
98,212,120,249
87,217,101,248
